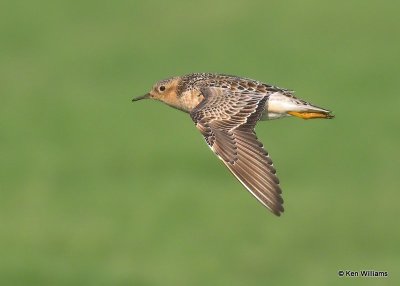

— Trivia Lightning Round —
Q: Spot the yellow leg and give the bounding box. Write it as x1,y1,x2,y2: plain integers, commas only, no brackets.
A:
288,111,334,120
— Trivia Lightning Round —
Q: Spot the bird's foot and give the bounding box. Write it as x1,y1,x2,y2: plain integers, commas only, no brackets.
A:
287,111,334,120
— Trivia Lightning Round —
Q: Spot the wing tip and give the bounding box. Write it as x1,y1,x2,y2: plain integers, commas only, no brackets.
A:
271,204,285,216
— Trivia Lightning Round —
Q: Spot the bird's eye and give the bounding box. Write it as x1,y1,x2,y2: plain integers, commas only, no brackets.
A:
159,86,166,92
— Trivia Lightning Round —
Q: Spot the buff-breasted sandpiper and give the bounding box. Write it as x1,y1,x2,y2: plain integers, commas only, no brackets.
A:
133,73,334,216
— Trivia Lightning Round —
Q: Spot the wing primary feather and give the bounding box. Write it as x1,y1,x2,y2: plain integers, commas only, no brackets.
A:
190,86,284,216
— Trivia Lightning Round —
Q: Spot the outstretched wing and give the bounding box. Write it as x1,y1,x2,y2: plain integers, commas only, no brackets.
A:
191,87,284,216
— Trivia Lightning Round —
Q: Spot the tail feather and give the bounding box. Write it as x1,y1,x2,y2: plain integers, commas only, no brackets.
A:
267,92,334,120
289,104,334,119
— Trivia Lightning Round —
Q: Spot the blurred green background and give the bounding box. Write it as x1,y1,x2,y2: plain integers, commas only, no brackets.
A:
1,0,399,285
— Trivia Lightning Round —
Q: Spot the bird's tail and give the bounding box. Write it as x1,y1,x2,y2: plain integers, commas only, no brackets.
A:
286,100,334,119
268,92,334,120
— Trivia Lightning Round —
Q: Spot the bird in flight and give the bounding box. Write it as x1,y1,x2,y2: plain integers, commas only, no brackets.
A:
132,73,334,216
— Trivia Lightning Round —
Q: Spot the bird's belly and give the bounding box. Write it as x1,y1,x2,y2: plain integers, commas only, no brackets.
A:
261,110,289,120
261,92,293,120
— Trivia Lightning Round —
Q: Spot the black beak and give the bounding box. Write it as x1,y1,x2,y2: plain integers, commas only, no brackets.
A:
132,93,150,102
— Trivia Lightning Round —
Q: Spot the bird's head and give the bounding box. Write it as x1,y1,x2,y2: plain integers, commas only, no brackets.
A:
132,77,180,105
